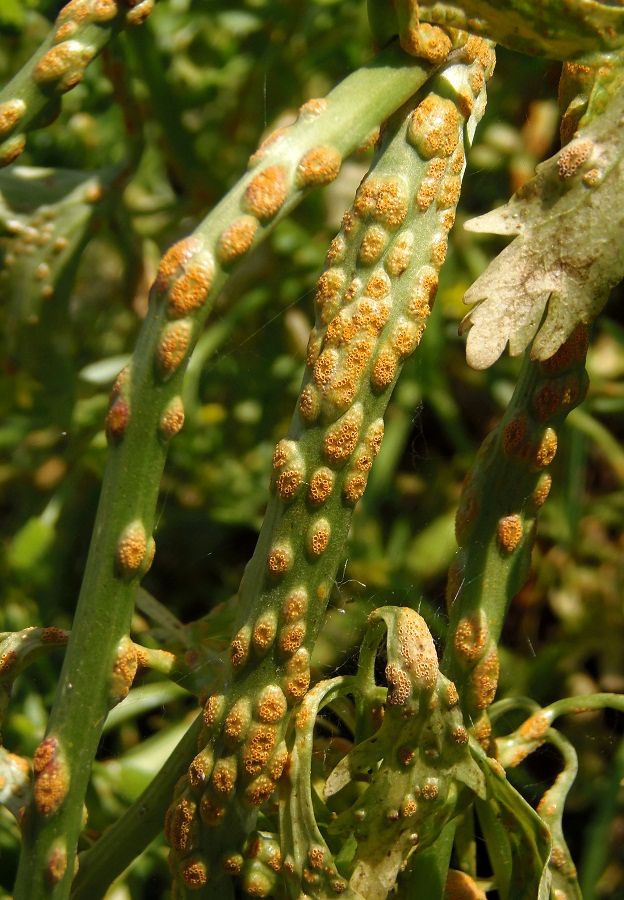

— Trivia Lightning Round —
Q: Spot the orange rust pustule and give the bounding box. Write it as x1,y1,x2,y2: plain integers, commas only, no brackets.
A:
453,613,488,664
297,146,341,187
159,396,185,440
470,647,500,709
167,257,214,318
156,320,193,377
156,236,203,286
497,514,523,554
105,398,130,442
244,165,288,220
0,99,25,138
46,844,68,885
33,737,69,816
217,216,258,264
116,521,147,577
180,856,209,889
401,22,452,64
540,324,589,375
167,796,197,853
408,94,460,160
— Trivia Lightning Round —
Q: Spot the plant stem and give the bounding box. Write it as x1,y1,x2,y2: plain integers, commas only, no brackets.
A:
14,44,435,900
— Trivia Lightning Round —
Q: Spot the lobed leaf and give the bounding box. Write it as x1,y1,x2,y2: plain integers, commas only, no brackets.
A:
460,84,624,369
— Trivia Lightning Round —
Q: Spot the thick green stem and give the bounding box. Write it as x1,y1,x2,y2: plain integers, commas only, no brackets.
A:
14,45,435,900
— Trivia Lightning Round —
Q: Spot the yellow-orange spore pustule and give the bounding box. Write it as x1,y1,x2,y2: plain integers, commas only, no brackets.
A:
326,234,347,266
230,628,251,669
296,146,341,187
284,648,311,702
203,693,225,729
531,472,552,510
299,384,321,424
358,224,388,265
110,636,138,704
430,232,448,267
408,94,461,160
557,138,593,179
167,796,198,853
210,756,237,796
267,542,294,577
535,427,558,468
365,268,391,300
307,466,334,505
156,319,193,378
298,97,328,119
252,611,277,653
445,868,487,900
385,663,412,706
365,418,385,458
244,774,276,807
0,99,25,138
34,41,92,91
125,0,154,26
268,746,289,782
369,178,409,229
403,22,453,64
244,165,288,221
408,265,438,320
0,135,26,166
33,737,69,816
116,520,147,578
156,236,203,288
241,725,277,775
105,396,130,443
469,646,500,709
437,174,462,210
540,324,589,376
91,0,119,23
396,609,438,690
453,612,489,666
159,396,185,440
384,231,414,277
450,725,469,746
279,621,306,656
416,157,446,212
370,346,398,391
315,267,345,322
313,347,339,388
391,317,424,358
518,710,550,741
217,215,258,265
323,405,363,466
282,587,308,623
223,853,244,876
497,514,523,554
223,697,252,743
274,467,304,502
46,841,68,885
167,254,214,318
180,856,209,890
188,748,214,791
342,472,368,505
199,793,226,826
502,415,529,457
256,685,287,724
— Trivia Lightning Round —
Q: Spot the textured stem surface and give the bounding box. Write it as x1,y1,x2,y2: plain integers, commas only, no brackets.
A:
14,46,434,900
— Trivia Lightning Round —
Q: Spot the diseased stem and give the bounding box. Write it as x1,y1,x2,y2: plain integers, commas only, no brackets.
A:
0,0,156,167
164,40,494,898
14,45,435,900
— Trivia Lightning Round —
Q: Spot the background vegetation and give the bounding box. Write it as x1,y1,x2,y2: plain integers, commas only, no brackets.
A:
1,1,623,896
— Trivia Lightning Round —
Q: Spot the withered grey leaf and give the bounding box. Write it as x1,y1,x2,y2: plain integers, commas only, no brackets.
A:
460,86,624,369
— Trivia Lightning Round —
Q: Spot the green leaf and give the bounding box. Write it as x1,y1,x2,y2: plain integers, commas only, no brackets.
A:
460,82,624,368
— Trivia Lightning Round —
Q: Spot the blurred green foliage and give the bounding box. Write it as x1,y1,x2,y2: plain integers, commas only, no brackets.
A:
1,2,623,897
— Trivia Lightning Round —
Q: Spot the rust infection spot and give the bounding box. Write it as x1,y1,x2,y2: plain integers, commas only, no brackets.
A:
126,0,154,26
297,146,341,187
33,737,69,816
244,774,275,807
392,318,423,358
470,647,500,709
540,324,589,375
531,473,552,509
282,588,308,623
168,255,214,317
105,397,130,443
451,726,469,745
46,842,68,885
211,757,237,795
181,856,209,889
298,98,328,118
34,42,87,90
308,467,334,505
430,233,448,267
256,685,287,723
159,396,185,440
110,636,138,703
116,520,147,577
252,614,277,652
156,236,203,286
199,794,225,826
203,693,225,728
437,175,462,209
408,265,438,319
342,472,368,506
502,415,528,456
315,267,345,317
519,710,550,741
401,22,452,64
323,406,363,465
307,518,330,557
217,216,257,265
358,224,388,265
299,384,321,424
557,139,593,179
326,235,347,265
279,622,306,654
453,612,488,664
365,269,391,299
275,468,303,501
366,419,384,456
242,725,277,775
230,630,250,668
0,99,26,138
385,663,411,705
156,320,193,377
267,543,293,576
188,749,214,790
421,778,439,801
497,514,523,553
224,698,251,742
408,94,460,159
244,165,288,220
371,347,398,391
313,348,339,388
535,427,558,468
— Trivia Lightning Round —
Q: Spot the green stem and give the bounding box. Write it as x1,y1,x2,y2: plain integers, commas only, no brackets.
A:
14,45,435,900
